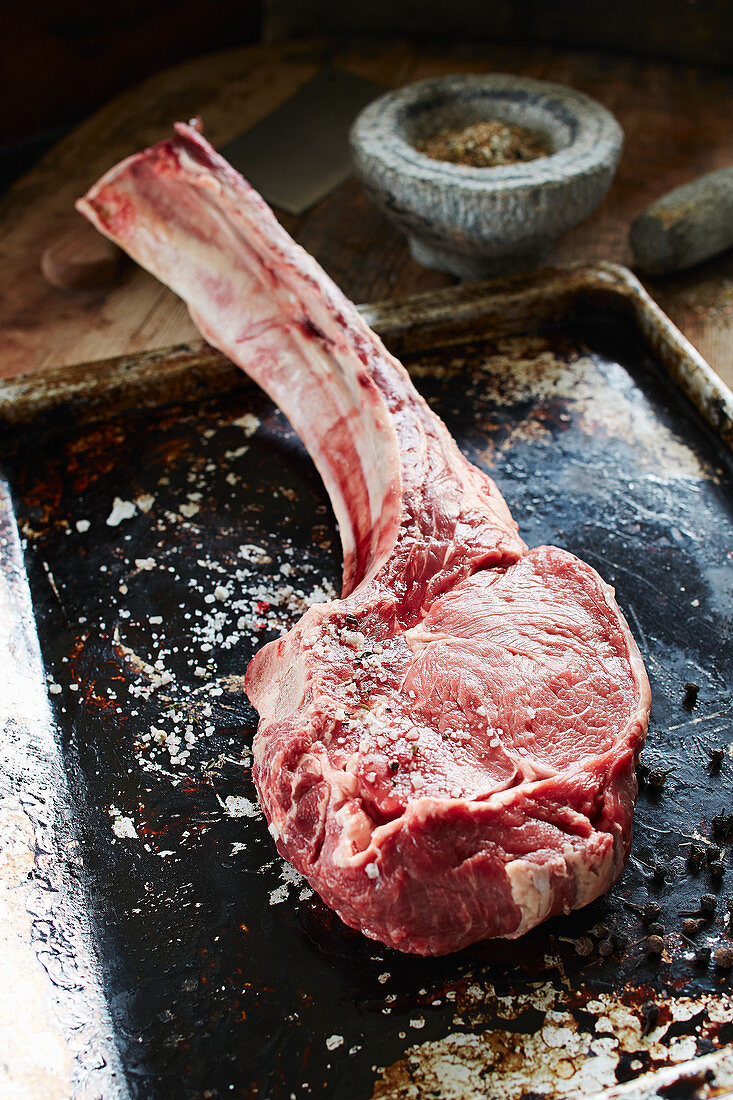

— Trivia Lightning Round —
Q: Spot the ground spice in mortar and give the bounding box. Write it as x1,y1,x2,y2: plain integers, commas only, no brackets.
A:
417,120,547,168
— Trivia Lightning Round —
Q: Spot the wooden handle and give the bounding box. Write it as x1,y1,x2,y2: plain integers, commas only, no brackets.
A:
41,223,126,291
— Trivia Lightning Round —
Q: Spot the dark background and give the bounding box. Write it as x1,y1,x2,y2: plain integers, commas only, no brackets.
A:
2,0,732,194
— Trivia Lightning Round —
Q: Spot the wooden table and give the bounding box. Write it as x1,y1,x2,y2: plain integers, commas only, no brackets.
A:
2,39,733,389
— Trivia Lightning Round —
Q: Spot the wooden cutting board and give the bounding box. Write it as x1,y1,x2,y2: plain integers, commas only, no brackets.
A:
2,38,733,388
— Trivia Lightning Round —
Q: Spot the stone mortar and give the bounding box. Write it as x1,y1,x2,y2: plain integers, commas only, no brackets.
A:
349,74,624,279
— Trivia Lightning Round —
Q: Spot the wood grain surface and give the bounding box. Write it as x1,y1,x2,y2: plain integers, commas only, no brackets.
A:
2,39,733,388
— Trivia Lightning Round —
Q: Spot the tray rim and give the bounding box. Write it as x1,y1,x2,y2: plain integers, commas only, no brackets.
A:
1,259,732,1100
1,262,732,453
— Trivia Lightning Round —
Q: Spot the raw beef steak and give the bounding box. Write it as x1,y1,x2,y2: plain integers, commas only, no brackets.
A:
78,123,651,955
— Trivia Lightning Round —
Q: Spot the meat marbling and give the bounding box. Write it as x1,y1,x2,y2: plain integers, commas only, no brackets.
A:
78,122,651,955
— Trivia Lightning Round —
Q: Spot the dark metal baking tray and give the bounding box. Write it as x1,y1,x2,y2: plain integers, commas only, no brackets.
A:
1,262,732,1099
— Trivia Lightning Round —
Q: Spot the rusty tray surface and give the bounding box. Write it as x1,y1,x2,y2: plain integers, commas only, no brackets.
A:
1,262,733,1099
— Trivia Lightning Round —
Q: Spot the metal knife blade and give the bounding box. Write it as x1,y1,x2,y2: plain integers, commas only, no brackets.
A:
220,68,385,216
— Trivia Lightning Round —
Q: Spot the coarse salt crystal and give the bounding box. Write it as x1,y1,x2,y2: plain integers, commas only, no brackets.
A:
106,497,136,527
110,810,138,839
365,862,379,879
224,796,260,819
232,412,260,436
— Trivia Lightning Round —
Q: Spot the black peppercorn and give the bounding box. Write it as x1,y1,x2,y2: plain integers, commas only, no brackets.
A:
688,844,706,872
652,863,667,885
598,937,614,957
643,901,662,923
574,936,594,957
680,894,717,918
647,922,665,937
646,935,665,957
709,747,724,774
700,894,717,917
647,767,674,791
625,898,663,923
711,860,726,881
715,944,733,971
683,681,699,709
682,917,704,937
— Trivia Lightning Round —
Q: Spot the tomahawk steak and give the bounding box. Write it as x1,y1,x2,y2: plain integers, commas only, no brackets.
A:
78,123,651,955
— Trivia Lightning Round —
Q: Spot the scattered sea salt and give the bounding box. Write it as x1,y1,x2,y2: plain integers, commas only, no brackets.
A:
268,884,289,906
109,807,138,839
224,795,261,819
232,412,260,436
106,497,136,527
75,519,90,533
